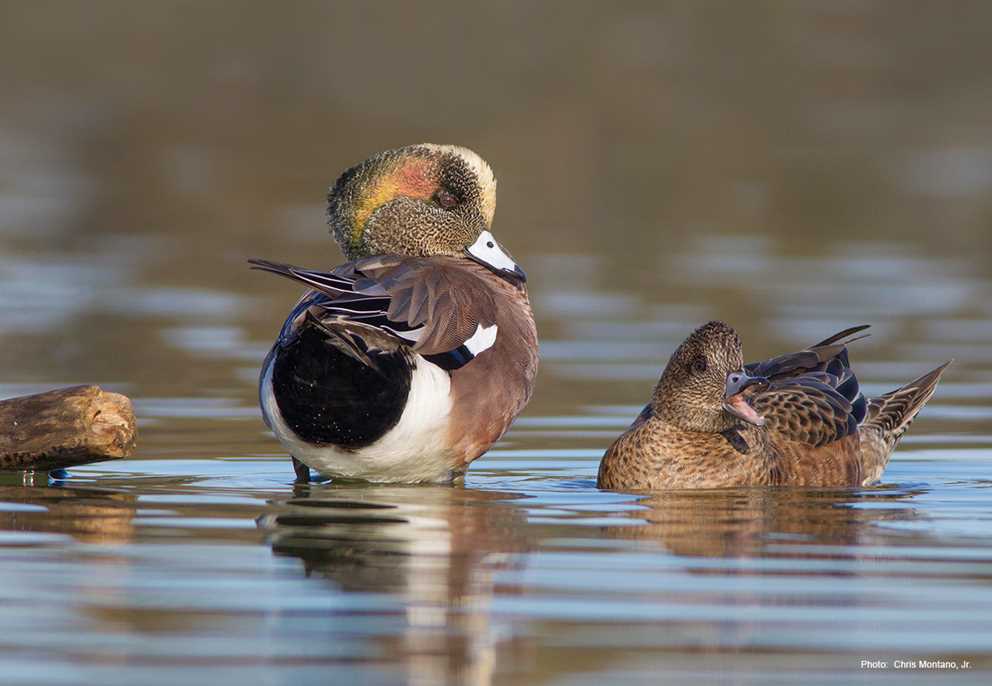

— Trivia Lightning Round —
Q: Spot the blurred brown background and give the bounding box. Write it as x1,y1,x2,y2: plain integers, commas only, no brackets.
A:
1,1,990,452
2,6,992,682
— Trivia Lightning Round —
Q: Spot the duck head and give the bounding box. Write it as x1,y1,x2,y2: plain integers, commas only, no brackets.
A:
327,144,525,282
651,321,768,433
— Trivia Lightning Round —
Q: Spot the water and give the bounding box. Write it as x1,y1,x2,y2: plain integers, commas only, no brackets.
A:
2,243,990,686
2,2,992,684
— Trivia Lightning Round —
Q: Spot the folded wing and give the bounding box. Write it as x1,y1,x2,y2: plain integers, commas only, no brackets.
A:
250,256,499,370
746,325,870,447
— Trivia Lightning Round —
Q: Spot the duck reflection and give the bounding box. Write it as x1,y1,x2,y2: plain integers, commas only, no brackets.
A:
261,482,535,685
606,485,928,558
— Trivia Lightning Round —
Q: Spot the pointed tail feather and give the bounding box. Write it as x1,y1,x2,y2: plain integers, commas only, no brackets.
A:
866,361,950,438
859,361,951,484
808,325,871,363
811,324,871,348
248,258,355,293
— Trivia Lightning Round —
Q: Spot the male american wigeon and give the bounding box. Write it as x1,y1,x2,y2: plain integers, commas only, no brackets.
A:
252,144,538,483
598,321,948,490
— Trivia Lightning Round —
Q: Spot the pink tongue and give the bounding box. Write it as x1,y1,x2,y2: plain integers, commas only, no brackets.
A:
727,394,765,426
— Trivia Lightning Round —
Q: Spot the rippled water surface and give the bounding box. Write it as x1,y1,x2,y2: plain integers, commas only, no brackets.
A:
3,3,992,684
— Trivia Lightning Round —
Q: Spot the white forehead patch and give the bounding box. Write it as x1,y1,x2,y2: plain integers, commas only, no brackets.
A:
419,143,497,225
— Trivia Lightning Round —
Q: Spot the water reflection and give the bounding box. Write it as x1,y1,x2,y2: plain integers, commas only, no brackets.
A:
263,484,533,685
2,0,992,682
0,456,987,684
0,481,136,544
604,487,927,558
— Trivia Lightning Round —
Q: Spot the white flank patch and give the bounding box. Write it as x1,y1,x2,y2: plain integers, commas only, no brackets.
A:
467,231,517,272
464,323,498,355
261,354,456,483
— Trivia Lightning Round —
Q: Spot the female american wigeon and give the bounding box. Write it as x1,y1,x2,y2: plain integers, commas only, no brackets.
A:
598,321,948,490
252,144,538,483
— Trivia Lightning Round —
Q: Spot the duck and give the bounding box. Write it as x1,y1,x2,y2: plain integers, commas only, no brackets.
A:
597,321,948,490
251,144,538,483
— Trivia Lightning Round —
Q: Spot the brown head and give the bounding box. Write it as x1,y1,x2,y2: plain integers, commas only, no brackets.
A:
651,321,768,433
326,144,524,281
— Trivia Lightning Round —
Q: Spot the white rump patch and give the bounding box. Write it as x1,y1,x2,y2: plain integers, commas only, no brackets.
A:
464,322,498,356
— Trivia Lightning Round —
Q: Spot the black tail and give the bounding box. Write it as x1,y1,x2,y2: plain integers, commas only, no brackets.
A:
270,320,413,449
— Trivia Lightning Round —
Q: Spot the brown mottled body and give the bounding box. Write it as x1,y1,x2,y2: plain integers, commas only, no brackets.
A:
600,415,875,489
771,434,862,486
598,411,777,489
598,322,948,491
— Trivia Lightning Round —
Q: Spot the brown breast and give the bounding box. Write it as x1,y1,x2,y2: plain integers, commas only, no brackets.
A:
598,418,780,490
444,263,539,464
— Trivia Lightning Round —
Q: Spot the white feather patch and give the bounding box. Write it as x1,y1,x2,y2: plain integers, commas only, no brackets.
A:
464,323,498,356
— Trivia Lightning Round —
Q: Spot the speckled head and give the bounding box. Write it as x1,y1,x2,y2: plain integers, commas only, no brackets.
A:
652,321,751,433
326,144,507,265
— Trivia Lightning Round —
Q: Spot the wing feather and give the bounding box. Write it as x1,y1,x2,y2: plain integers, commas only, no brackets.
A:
250,256,498,365
746,326,870,447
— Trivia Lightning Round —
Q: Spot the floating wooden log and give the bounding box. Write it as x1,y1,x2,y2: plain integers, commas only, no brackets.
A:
0,385,136,472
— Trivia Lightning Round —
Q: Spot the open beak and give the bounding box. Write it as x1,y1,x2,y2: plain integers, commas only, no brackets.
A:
722,370,769,427
465,230,527,283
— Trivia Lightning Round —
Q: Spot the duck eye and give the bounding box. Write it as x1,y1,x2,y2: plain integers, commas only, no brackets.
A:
692,356,708,374
435,189,458,209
